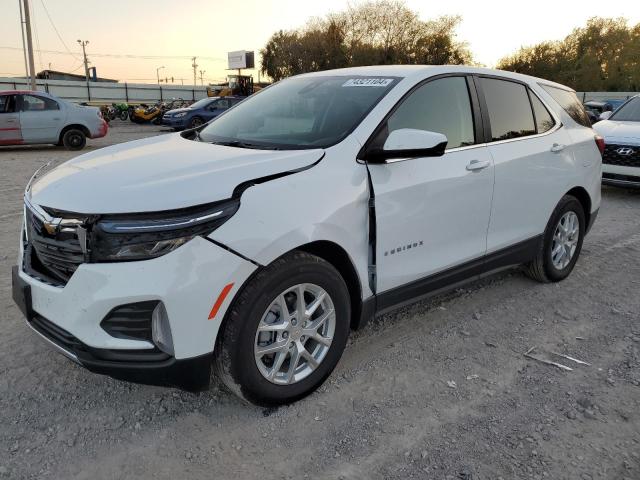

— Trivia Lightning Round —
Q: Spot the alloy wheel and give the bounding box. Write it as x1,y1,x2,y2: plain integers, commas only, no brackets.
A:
551,211,579,269
254,283,336,385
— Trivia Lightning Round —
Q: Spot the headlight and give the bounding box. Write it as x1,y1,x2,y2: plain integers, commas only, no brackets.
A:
174,112,188,118
90,198,239,262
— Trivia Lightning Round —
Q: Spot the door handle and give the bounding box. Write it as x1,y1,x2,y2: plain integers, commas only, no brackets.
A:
550,143,565,153
466,159,490,171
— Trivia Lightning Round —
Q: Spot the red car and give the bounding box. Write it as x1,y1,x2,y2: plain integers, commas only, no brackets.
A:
0,90,108,150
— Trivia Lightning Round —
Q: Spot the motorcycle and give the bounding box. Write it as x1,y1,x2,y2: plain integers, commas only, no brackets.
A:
130,102,165,125
112,102,130,121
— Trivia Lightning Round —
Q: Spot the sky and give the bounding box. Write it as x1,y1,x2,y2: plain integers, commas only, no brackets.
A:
1,0,639,85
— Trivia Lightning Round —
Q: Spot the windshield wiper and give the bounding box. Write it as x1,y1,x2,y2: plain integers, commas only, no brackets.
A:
211,140,280,150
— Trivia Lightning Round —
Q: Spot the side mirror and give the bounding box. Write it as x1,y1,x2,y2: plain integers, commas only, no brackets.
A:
599,111,612,121
365,129,448,163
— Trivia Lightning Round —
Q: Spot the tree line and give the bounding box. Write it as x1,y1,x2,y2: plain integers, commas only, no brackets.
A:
259,1,471,81
259,2,639,92
497,17,640,91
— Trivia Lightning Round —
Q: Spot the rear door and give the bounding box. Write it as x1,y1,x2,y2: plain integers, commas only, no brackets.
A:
0,94,22,144
367,75,495,293
18,94,64,143
476,76,573,253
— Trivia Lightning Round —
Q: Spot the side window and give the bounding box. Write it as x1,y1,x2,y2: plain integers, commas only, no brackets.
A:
21,94,59,112
0,95,16,113
540,85,590,127
384,76,475,149
479,78,535,141
0,96,8,113
529,91,555,134
217,99,230,109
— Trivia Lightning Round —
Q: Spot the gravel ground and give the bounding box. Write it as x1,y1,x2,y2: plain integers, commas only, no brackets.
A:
1,123,639,480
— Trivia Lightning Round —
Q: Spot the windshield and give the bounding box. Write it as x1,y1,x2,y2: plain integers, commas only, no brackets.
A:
610,97,640,122
189,98,214,110
199,75,399,149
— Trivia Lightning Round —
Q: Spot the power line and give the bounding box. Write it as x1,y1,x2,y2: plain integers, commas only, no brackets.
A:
39,0,80,61
0,45,225,61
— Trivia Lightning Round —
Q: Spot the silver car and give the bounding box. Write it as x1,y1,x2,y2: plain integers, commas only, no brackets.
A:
0,90,108,150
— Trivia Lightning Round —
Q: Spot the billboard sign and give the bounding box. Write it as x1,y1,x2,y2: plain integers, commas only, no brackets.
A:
227,51,255,70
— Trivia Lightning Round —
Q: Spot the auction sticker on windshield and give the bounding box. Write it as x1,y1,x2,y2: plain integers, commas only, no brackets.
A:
343,78,394,87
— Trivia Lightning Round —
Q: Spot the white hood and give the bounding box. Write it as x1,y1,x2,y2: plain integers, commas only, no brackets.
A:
593,120,640,144
29,133,323,213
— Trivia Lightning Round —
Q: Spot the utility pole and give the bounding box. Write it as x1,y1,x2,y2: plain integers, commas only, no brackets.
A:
18,0,29,80
191,57,198,86
199,70,206,86
77,40,90,100
22,0,36,90
156,65,165,85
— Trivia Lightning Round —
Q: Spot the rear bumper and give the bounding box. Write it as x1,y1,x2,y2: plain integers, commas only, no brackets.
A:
90,119,109,139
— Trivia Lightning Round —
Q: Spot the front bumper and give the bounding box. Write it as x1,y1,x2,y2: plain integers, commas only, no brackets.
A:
161,116,186,128
13,236,257,390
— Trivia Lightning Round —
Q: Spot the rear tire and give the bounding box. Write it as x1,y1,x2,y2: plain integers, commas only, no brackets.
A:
525,195,585,283
62,129,87,150
214,251,350,406
119,111,129,121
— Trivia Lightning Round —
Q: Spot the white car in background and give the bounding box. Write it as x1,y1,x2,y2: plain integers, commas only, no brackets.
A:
594,95,640,187
12,66,601,406
0,90,108,150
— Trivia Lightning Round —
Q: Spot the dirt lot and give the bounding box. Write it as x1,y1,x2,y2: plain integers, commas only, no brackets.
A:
1,123,639,480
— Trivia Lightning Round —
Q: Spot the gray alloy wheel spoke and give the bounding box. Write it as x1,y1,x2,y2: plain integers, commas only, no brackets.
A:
551,211,579,270
254,283,336,385
255,339,288,356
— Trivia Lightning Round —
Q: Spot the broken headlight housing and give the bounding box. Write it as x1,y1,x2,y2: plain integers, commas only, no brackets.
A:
90,199,239,262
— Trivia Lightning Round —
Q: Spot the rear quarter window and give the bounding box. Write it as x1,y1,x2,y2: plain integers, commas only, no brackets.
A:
540,85,590,127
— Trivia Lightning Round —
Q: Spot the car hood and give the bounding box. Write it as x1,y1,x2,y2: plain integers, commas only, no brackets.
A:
593,120,640,144
29,133,323,214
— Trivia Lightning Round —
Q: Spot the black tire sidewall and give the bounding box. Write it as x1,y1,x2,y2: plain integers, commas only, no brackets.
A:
223,257,350,405
63,129,86,150
189,117,203,129
542,197,585,281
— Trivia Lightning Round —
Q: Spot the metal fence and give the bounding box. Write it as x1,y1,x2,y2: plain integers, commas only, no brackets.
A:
0,77,210,104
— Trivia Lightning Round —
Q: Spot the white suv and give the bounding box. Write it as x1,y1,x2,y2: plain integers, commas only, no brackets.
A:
593,95,640,187
12,66,602,405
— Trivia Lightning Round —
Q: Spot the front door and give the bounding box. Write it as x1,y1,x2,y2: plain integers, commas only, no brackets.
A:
18,94,63,143
0,95,22,144
367,76,495,293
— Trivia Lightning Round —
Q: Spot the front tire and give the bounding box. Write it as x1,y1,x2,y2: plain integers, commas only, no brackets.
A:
188,116,204,129
214,251,351,406
62,129,87,150
525,195,585,283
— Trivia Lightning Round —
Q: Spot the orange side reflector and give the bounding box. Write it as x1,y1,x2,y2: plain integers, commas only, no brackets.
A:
208,283,234,320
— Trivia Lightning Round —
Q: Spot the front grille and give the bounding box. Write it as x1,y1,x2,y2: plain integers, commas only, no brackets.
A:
24,206,85,286
602,144,640,167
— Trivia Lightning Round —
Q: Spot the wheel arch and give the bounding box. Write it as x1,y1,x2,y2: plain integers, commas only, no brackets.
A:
58,124,90,144
565,186,592,227
296,240,367,330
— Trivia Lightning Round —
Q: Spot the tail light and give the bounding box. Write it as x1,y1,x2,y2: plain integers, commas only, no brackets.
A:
594,135,605,157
